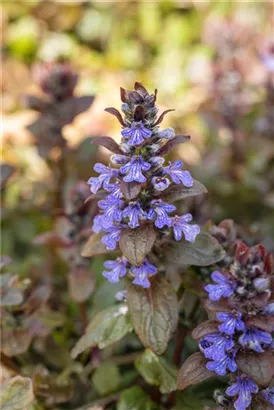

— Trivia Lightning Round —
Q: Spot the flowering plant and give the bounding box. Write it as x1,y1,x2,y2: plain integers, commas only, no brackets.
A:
82,82,224,290
179,241,274,410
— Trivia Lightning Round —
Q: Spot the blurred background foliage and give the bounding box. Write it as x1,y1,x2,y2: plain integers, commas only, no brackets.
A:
1,1,274,409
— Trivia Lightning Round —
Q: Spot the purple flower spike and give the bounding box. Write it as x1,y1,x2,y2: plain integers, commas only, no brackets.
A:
121,121,152,146
102,257,128,283
171,213,200,242
239,328,272,353
205,271,236,301
120,156,151,183
122,202,144,229
131,259,157,288
101,225,122,250
152,176,170,191
217,312,246,335
200,332,234,361
88,163,118,194
226,374,258,410
206,349,237,376
147,199,176,229
105,183,122,199
163,160,193,187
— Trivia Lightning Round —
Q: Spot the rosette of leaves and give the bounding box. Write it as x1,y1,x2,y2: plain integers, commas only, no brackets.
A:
34,181,97,303
0,255,63,357
72,83,225,361
24,59,94,158
178,241,274,410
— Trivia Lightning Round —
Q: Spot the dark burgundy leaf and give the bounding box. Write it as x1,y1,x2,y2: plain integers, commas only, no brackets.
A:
134,106,145,121
236,351,274,388
245,315,274,332
154,109,175,126
120,180,142,200
119,225,156,266
192,320,219,340
161,180,207,203
177,352,214,390
57,96,94,125
22,95,48,111
91,136,123,154
120,87,142,103
204,299,230,314
156,135,190,156
134,82,148,94
104,107,125,126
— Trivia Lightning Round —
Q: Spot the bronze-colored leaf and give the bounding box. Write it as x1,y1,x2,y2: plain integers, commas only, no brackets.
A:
156,135,190,156
1,328,32,356
154,109,175,126
120,180,142,200
245,315,274,332
91,136,123,154
127,276,178,355
23,284,51,314
192,320,219,340
68,267,95,303
177,352,214,391
105,107,125,125
236,351,274,388
161,180,207,203
81,232,108,257
204,299,230,314
119,225,156,266
0,376,34,410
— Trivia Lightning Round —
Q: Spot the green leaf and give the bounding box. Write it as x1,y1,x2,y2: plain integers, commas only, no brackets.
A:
172,391,214,410
161,180,207,203
92,363,121,396
119,225,157,266
117,386,159,410
71,304,133,358
127,276,178,355
135,349,177,394
0,376,34,410
166,232,225,267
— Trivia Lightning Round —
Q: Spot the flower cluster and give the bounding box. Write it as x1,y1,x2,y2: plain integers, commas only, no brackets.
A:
88,83,200,288
195,241,274,410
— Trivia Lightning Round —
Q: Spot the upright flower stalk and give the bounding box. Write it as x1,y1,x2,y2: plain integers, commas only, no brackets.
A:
192,241,274,410
87,83,201,288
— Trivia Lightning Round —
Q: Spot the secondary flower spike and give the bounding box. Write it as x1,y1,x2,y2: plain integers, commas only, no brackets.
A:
87,83,202,288
192,241,274,410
